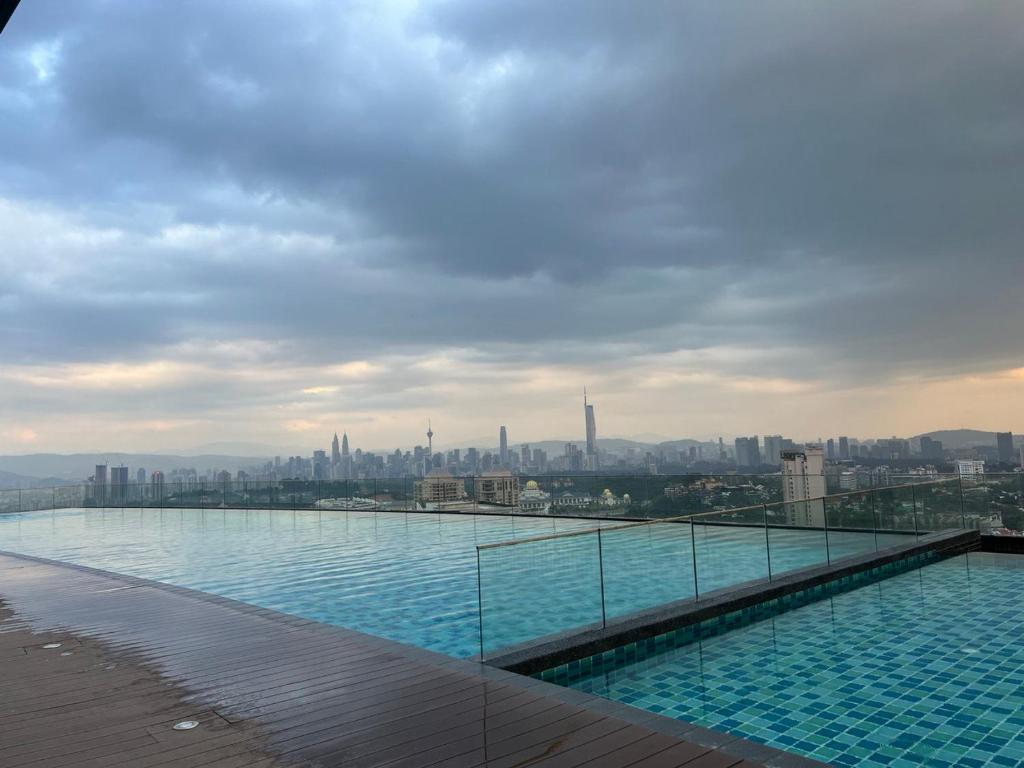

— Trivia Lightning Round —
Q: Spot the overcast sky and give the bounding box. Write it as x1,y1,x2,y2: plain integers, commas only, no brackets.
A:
2,0,1023,453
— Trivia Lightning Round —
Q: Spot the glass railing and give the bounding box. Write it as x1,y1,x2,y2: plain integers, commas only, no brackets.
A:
475,477,969,658
0,472,989,523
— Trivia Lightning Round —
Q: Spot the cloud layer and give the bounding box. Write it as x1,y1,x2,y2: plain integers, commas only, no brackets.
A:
2,0,1023,451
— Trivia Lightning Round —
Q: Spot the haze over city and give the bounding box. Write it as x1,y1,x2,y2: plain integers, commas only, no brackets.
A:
3,1,1024,454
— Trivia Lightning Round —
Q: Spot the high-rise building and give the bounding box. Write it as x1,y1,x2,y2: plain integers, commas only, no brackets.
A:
838,436,850,460
996,432,1014,463
584,388,598,471
331,433,341,465
93,464,108,504
826,438,836,460
764,435,784,466
312,450,328,480
734,436,761,468
136,467,146,484
564,442,583,471
426,422,433,460
150,470,164,496
340,432,352,479
920,436,944,459
499,426,508,466
110,466,129,503
782,446,827,526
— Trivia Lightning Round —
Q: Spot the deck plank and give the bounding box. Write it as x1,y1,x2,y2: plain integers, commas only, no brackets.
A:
0,550,807,768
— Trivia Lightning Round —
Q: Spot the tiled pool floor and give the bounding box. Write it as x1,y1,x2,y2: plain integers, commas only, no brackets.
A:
561,552,1024,767
0,507,908,658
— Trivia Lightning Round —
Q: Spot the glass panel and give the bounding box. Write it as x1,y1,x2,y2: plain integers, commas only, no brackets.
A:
478,530,603,658
765,498,829,577
691,505,770,594
872,485,918,546
18,488,52,512
974,474,1024,533
600,520,696,619
823,490,877,561
914,479,963,534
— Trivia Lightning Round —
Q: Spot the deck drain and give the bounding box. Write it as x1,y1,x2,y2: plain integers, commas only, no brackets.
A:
173,721,200,731
42,643,62,649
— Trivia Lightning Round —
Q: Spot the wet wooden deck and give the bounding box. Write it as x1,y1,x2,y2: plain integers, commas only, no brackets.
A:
0,551,825,768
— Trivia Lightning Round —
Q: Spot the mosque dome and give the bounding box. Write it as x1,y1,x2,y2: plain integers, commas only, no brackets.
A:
525,480,540,490
602,488,614,498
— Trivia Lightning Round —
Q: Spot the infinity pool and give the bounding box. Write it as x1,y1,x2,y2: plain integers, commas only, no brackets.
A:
0,507,903,658
560,552,1024,767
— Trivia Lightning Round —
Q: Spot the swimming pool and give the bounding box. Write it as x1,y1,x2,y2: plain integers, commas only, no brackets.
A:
556,552,1024,767
0,507,905,659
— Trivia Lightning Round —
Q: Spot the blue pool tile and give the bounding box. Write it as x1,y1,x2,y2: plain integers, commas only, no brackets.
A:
547,552,1024,768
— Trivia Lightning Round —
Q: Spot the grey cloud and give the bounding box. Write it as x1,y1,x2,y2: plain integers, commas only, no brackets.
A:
1,0,1023,394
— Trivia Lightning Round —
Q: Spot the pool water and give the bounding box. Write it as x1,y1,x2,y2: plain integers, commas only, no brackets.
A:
0,507,905,658
562,552,1024,767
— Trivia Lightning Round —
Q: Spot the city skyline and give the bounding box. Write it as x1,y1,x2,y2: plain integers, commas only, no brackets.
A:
3,2,1024,453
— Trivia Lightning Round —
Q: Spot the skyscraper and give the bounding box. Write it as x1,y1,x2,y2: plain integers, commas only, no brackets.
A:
734,436,761,468
782,446,826,526
110,465,129,503
499,426,508,466
341,432,352,479
764,435,784,466
838,436,850,460
426,422,434,459
94,464,108,504
584,388,598,471
996,432,1014,463
331,433,341,465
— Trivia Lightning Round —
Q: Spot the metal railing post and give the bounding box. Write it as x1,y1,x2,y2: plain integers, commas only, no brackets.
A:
763,503,772,582
476,547,485,660
597,529,607,628
689,516,700,600
911,483,919,539
822,499,831,565
958,475,966,529
870,489,879,551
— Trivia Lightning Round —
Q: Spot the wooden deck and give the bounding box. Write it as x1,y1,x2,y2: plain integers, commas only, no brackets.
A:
0,551,826,768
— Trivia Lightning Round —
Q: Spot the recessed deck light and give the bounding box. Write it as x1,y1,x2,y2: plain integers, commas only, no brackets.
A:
60,651,73,656
42,642,62,649
173,720,200,731
961,647,979,654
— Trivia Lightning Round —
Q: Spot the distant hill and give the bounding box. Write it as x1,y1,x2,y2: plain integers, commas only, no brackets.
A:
914,429,1019,450
0,469,78,490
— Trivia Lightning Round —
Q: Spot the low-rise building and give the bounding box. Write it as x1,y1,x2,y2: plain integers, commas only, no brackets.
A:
474,470,520,507
413,469,467,506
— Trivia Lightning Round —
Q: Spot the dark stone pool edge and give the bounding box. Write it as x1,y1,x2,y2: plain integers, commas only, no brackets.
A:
487,527,980,677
